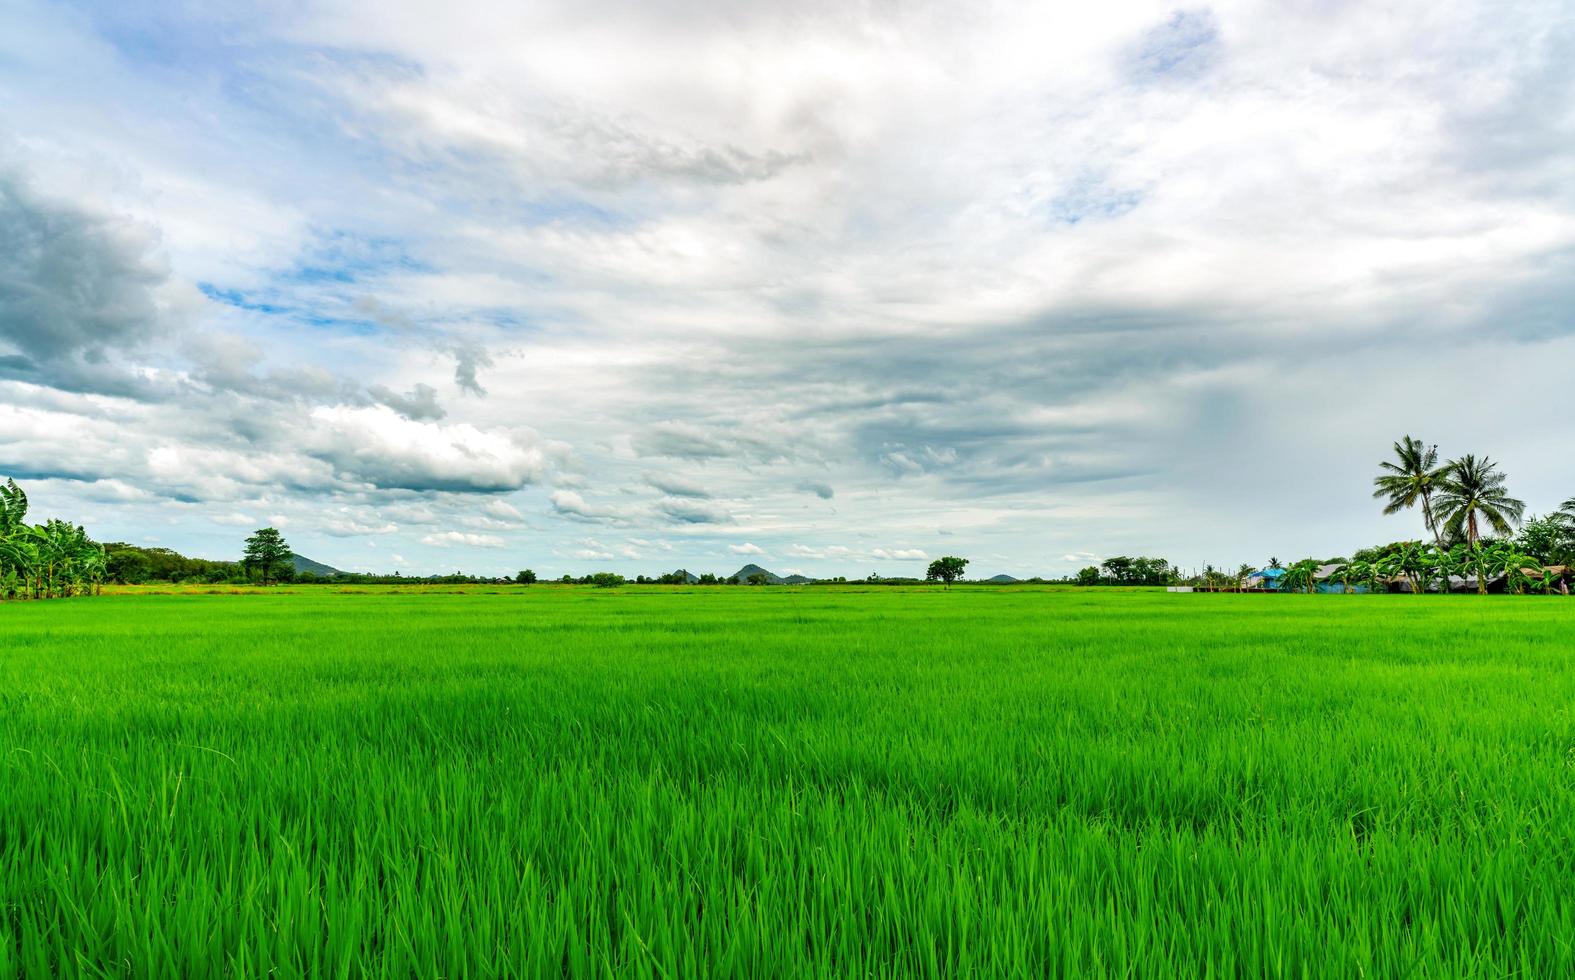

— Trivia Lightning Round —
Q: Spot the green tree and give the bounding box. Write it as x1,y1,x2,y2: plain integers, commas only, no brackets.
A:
1435,454,1525,553
925,556,969,588
515,568,537,584
1516,517,1567,565
586,572,624,588
1280,559,1321,594
108,549,152,584
1234,563,1256,592
1479,541,1539,595
1075,566,1100,587
242,528,293,586
1372,436,1451,548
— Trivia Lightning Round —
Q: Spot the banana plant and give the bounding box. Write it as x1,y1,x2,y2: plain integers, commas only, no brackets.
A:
1479,541,1539,595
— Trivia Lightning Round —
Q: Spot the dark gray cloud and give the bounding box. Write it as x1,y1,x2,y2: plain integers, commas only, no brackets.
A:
452,342,493,397
797,481,834,500
369,382,446,420
644,471,711,497
655,497,732,524
0,171,173,393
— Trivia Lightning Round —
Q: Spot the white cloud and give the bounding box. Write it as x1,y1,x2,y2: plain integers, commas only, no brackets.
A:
728,542,765,556
872,548,928,561
421,531,505,548
306,405,551,493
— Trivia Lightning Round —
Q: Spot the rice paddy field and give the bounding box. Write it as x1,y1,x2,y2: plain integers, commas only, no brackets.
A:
3,585,1574,977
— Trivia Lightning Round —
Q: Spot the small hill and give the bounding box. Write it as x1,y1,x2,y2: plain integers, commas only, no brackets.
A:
670,568,700,583
731,563,784,584
291,554,345,577
781,574,814,584
987,574,1019,583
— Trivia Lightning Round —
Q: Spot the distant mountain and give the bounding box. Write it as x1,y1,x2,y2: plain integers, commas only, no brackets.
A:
291,553,345,577
987,574,1019,583
670,568,700,583
781,574,814,585
731,563,784,584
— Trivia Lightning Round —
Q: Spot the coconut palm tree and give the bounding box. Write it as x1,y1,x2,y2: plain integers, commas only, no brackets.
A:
1555,497,1575,529
1435,454,1525,554
1235,563,1256,592
1372,437,1452,548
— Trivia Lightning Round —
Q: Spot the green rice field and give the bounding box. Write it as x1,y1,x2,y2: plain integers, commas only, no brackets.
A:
3,586,1573,977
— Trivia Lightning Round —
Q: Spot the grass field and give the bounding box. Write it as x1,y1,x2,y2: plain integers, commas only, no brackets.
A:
3,586,1573,977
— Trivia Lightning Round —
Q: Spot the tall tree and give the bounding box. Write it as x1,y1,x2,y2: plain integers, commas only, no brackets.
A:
925,556,969,588
1235,563,1256,592
242,528,293,586
1372,436,1451,547
1435,454,1525,551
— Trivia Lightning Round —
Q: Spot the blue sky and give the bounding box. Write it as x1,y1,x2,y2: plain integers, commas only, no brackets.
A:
2,0,1573,578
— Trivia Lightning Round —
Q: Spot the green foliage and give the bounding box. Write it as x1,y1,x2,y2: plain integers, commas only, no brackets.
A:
1076,556,1171,586
585,572,625,588
5,589,1575,975
106,548,153,584
98,542,238,583
241,527,293,586
1372,436,1451,545
516,568,538,584
1436,454,1525,548
1517,516,1572,566
0,479,106,601
924,555,969,587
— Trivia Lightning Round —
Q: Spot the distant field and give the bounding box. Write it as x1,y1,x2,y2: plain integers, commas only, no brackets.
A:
3,587,1573,977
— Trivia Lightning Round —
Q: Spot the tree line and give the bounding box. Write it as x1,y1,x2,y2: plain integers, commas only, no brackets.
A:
1273,439,1573,594
1071,438,1573,595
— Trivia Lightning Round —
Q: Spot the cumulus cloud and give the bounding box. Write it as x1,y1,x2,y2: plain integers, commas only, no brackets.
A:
368,382,446,421
0,170,183,392
305,405,550,492
550,489,632,523
421,531,505,547
872,548,928,561
727,542,764,555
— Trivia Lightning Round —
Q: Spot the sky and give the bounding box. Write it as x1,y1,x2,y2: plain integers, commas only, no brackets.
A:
1,0,1572,579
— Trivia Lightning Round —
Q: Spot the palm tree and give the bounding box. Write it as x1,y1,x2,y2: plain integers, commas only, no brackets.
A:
1372,437,1452,548
1555,497,1575,529
1235,563,1256,592
1435,454,1525,554
1267,557,1283,570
